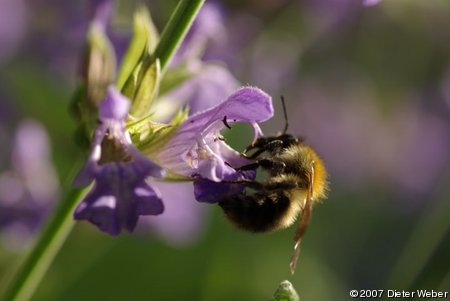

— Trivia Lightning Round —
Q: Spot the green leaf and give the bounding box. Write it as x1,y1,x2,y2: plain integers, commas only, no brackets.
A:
271,280,300,301
116,5,159,90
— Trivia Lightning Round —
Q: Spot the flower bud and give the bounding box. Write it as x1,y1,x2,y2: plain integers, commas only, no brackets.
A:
82,23,117,108
71,1,117,147
271,280,300,301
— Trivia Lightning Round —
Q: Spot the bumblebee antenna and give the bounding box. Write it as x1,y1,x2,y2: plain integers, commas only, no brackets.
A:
281,96,289,134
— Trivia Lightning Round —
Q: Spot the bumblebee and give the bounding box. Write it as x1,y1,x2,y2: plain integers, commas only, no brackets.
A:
218,97,328,273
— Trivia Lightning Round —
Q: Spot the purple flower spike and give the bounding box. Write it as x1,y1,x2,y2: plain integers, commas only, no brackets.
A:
157,87,273,202
74,86,164,235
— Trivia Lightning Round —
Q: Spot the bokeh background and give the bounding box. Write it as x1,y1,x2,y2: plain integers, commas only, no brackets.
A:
1,0,450,300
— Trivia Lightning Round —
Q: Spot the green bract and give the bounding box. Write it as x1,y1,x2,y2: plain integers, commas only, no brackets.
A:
116,5,159,90
118,6,162,119
271,281,300,301
122,58,161,118
127,107,188,156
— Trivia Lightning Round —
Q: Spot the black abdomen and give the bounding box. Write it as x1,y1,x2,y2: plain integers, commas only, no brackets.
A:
218,192,291,232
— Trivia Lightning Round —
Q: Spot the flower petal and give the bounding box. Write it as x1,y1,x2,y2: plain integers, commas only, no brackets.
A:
134,181,164,215
193,170,256,203
99,86,130,120
74,185,120,235
157,86,272,181
74,163,164,235
155,64,240,121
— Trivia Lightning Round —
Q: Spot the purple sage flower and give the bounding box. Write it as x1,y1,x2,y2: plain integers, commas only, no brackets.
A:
74,86,165,236
155,87,273,203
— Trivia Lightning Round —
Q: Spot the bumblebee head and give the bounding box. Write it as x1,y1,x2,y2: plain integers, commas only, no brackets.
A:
276,133,302,147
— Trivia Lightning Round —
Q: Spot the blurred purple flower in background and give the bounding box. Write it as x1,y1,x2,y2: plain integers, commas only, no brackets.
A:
246,36,300,95
172,2,226,67
0,121,58,249
3,0,128,81
362,0,381,7
204,11,262,75
140,182,208,246
200,1,363,97
292,80,450,200
19,1,86,77
0,0,27,64
89,0,114,32
383,104,450,198
74,86,164,236
300,0,360,32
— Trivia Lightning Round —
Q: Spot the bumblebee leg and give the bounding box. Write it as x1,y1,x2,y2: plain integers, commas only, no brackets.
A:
258,159,286,172
289,162,315,274
264,181,297,191
243,135,286,155
234,162,260,171
222,179,297,192
243,140,284,159
242,136,272,154
236,158,286,172
221,179,265,190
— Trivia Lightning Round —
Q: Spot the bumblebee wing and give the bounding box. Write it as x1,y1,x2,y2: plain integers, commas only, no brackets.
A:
289,162,315,274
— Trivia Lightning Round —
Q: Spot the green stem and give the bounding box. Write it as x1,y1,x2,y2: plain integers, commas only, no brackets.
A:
1,187,88,301
153,0,205,72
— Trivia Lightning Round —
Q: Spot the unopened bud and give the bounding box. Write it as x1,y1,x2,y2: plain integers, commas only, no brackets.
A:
82,23,117,107
271,280,300,301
